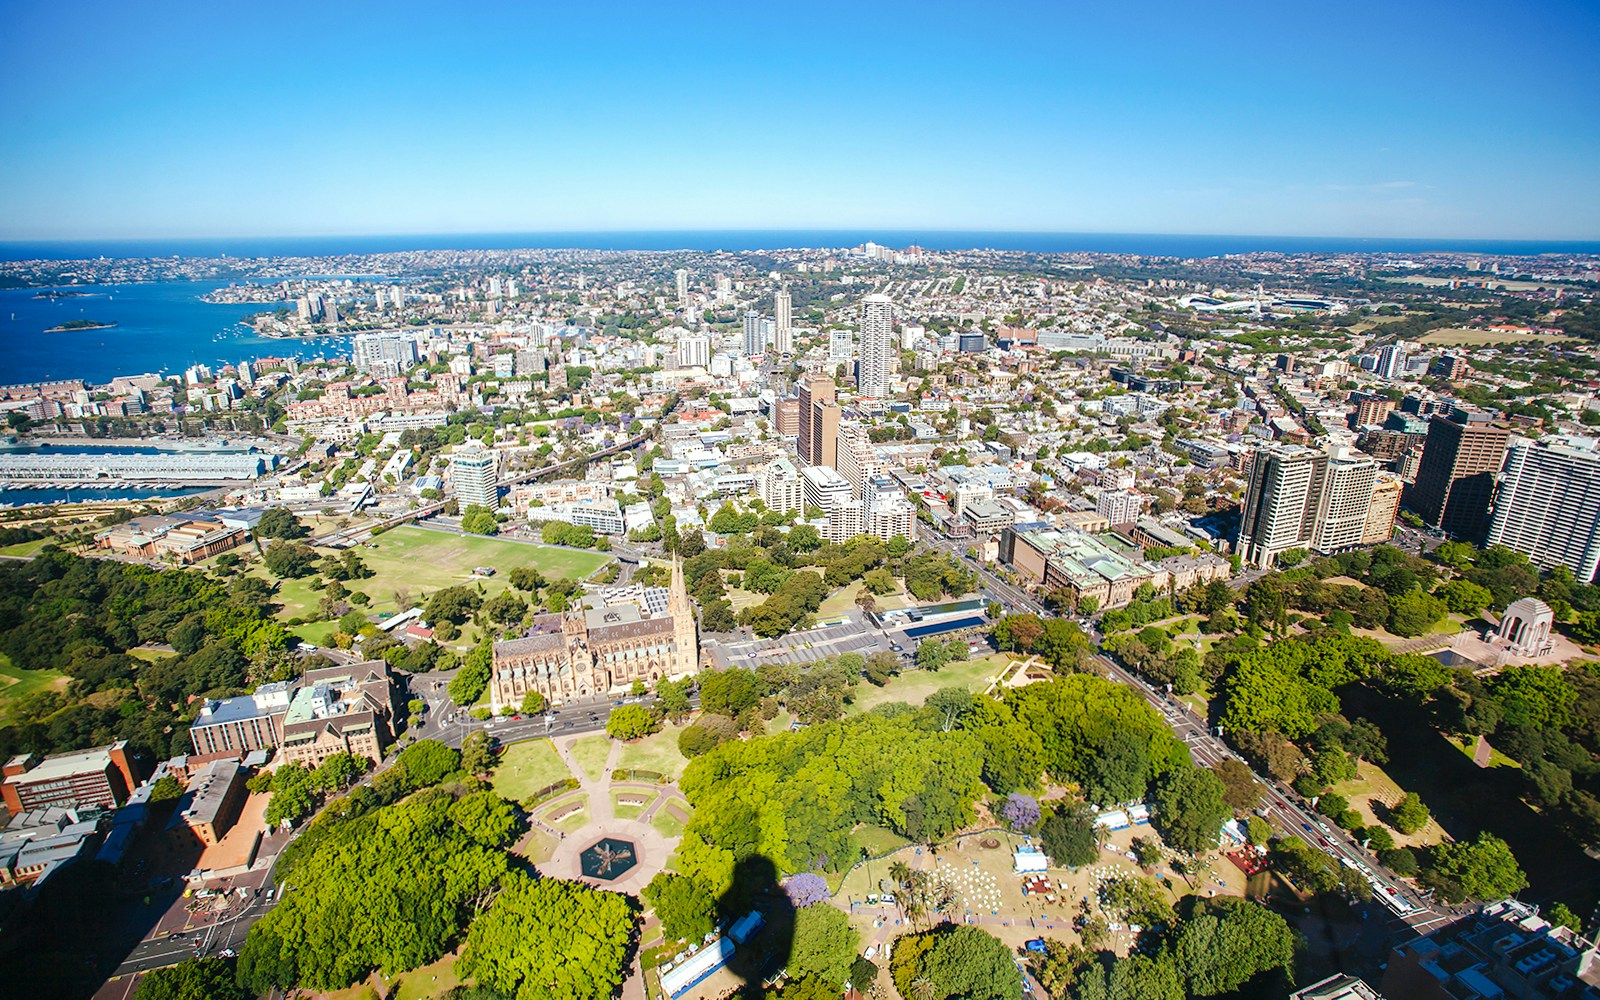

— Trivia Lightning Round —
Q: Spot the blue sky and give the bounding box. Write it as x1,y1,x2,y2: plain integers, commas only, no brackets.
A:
1,0,1596,241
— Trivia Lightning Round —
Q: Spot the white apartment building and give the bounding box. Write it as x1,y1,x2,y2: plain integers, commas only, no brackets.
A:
677,333,712,369
1488,436,1600,583
835,426,883,498
1096,489,1144,526
802,465,852,515
758,457,803,516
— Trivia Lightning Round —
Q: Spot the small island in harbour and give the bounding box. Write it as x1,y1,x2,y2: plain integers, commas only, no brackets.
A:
45,319,118,333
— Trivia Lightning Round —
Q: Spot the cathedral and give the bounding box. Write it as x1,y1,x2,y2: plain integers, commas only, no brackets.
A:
488,558,700,711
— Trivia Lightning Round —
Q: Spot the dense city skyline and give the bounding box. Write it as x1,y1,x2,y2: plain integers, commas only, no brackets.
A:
2,0,1598,241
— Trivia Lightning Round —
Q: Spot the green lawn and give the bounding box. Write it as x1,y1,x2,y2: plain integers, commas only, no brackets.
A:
490,739,573,801
846,654,1010,716
852,825,911,857
570,734,612,782
0,652,67,722
515,827,559,865
391,953,463,1000
293,619,343,646
548,803,591,833
616,723,690,779
0,538,49,558
127,647,172,663
651,809,687,839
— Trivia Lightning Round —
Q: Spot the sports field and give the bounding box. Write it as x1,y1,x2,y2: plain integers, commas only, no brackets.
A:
357,526,611,593
1420,327,1563,346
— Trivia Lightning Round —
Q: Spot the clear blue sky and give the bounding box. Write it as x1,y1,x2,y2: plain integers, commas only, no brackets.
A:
2,0,1596,241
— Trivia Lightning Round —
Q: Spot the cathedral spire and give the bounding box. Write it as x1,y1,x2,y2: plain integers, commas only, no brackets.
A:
668,552,689,614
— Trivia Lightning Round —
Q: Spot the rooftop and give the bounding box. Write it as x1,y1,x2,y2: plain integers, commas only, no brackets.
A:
10,744,116,784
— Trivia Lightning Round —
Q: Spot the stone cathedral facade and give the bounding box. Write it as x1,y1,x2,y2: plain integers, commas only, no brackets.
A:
488,558,699,710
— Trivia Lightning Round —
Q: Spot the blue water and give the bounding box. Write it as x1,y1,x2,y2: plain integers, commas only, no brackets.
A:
0,486,209,507
3,230,1597,260
0,281,348,384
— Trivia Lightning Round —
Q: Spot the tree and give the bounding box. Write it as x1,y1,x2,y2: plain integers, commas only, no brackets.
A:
461,504,499,536
606,704,662,741
1389,791,1431,835
1437,579,1493,616
1172,896,1296,997
484,592,527,625
448,641,493,705
1001,793,1041,833
700,599,737,633
426,586,483,625
1423,833,1529,904
149,774,183,802
1388,590,1448,638
263,540,318,578
700,667,762,718
1040,802,1100,868
1212,760,1261,813
519,690,547,715
449,790,520,848
395,739,461,787
460,731,499,776
508,566,545,592
642,872,716,941
784,872,832,908
919,926,1018,1000
1152,766,1229,855
791,902,858,988
133,958,250,1000
255,507,309,540
459,874,635,1000
314,751,366,793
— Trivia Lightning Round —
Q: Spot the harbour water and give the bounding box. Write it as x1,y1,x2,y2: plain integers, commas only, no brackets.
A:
0,281,349,385
0,486,209,507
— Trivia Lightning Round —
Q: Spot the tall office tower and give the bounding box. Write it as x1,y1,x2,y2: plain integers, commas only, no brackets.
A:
835,424,883,498
742,310,765,356
677,332,712,369
858,294,895,399
373,289,386,311
1487,436,1600,583
828,329,854,363
506,278,518,299
674,268,690,306
323,298,340,324
796,376,840,469
1237,445,1328,567
1376,343,1408,380
774,287,792,350
714,274,733,305
489,276,503,299
1409,410,1511,542
1311,448,1379,553
1363,473,1404,544
296,296,313,321
390,285,405,310
451,446,500,510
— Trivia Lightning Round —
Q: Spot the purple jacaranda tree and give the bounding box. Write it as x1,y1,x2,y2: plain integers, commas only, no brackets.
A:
783,872,830,908
1002,792,1041,832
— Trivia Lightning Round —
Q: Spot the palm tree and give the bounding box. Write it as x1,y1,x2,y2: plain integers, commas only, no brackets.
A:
887,860,912,889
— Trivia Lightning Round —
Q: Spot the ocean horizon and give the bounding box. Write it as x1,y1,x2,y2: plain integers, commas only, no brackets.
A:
3,229,1598,262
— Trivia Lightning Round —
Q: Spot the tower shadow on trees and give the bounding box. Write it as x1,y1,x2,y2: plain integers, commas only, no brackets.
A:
714,855,796,999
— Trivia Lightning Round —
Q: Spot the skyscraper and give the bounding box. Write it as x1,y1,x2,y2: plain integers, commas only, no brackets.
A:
774,288,793,355
451,446,500,510
1238,445,1328,567
1488,436,1600,583
1408,410,1510,542
1362,473,1403,544
858,294,894,399
797,375,839,470
674,268,690,306
1376,343,1407,379
742,310,764,357
1311,449,1379,553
